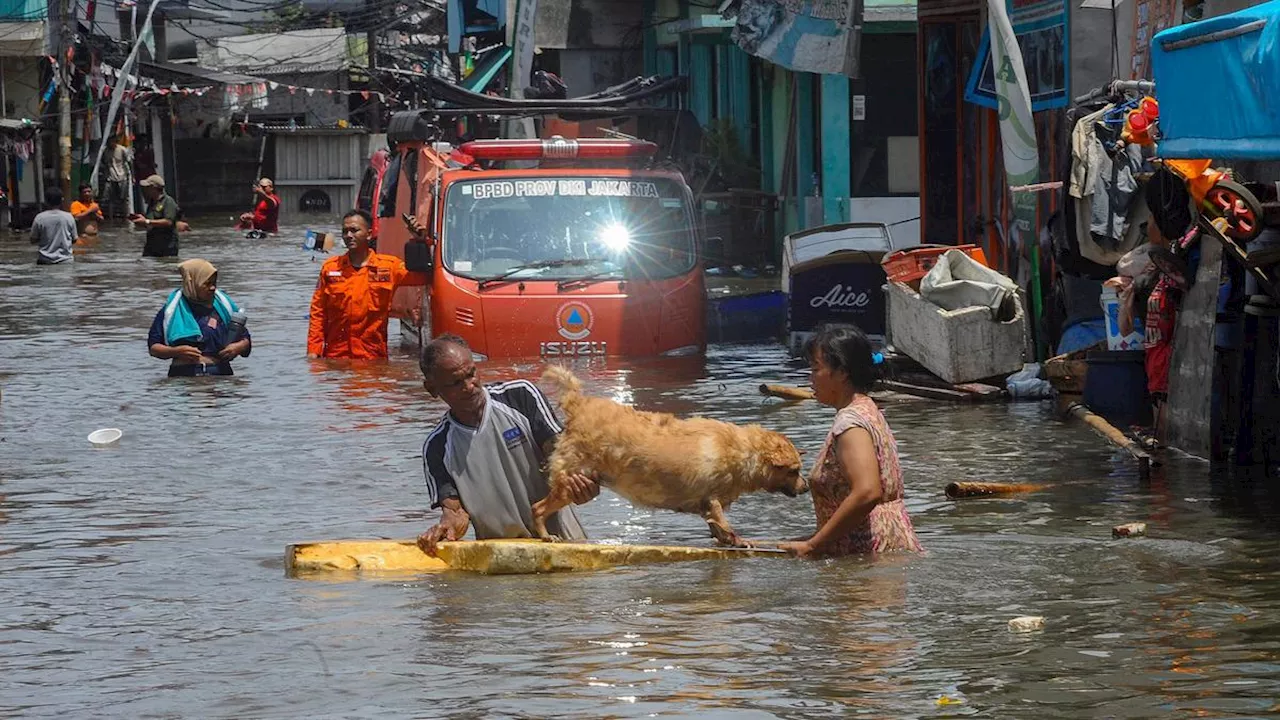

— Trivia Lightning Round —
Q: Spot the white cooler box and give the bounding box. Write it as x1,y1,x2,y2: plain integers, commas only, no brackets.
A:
886,281,1028,384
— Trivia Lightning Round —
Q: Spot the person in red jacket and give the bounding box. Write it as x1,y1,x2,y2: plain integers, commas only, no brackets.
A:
307,209,423,359
238,178,280,234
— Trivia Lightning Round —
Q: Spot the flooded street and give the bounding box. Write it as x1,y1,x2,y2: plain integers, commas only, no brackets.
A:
3,223,1280,718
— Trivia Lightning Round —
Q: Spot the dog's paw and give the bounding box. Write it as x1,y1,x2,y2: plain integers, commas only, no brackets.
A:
538,534,562,543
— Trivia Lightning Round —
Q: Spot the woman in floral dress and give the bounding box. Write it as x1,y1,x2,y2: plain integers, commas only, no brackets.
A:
777,324,923,558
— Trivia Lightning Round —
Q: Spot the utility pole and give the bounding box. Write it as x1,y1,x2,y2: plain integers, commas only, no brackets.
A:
58,0,73,202
365,0,381,133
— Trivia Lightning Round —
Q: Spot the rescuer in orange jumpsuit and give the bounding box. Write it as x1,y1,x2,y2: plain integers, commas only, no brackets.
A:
307,209,423,360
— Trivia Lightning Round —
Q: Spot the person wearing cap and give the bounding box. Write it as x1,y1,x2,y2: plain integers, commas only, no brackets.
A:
131,174,181,257
238,178,280,234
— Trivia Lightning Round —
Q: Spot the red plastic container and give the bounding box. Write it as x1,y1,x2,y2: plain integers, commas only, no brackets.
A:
881,244,990,289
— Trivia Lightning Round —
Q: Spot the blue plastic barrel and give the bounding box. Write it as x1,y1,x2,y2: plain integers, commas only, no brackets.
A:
1083,350,1153,428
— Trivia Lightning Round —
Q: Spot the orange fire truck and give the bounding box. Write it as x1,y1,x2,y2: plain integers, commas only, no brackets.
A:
360,98,705,359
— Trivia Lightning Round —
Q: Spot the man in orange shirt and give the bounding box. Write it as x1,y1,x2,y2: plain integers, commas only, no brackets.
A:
70,184,104,240
307,209,424,359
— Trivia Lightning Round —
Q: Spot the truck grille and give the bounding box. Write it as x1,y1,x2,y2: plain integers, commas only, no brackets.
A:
455,307,476,326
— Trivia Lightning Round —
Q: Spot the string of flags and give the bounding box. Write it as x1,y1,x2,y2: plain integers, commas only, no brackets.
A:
97,63,399,107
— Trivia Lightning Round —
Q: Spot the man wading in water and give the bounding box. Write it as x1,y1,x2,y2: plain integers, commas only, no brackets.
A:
417,335,599,553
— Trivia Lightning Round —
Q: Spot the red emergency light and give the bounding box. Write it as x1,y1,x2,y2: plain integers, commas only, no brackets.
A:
458,137,659,161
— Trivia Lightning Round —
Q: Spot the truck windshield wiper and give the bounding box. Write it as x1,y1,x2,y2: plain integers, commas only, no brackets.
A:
476,259,593,290
557,269,624,291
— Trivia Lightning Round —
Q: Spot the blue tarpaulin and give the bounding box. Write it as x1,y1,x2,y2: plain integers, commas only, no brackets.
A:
1151,0,1280,159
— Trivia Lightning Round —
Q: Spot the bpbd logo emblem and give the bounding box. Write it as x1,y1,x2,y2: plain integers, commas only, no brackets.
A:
556,302,594,340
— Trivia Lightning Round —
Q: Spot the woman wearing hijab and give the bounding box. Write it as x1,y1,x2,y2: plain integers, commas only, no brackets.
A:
147,258,252,377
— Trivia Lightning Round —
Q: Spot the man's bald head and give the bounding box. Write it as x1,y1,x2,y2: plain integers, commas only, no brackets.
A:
420,334,471,379
420,334,486,422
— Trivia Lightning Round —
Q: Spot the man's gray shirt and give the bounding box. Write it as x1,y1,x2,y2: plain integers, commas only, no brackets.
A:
422,380,585,540
30,209,76,264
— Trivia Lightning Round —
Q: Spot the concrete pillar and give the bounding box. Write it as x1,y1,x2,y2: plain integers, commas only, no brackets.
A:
820,73,851,225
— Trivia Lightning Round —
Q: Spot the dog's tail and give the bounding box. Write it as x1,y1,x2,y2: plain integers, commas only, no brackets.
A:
540,365,586,418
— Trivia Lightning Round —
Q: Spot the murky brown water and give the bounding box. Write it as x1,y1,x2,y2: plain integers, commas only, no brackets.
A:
2,222,1279,718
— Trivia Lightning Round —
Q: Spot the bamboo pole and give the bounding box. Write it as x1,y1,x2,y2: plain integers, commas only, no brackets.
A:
1066,402,1152,480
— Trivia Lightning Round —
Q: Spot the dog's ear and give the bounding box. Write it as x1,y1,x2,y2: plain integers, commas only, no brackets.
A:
765,444,802,468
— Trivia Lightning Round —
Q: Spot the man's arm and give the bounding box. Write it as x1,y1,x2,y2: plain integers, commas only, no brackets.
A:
494,382,600,505
306,273,327,358
416,497,470,556
418,423,469,553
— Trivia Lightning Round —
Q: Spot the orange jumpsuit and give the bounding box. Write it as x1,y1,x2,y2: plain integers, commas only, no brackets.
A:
308,251,420,359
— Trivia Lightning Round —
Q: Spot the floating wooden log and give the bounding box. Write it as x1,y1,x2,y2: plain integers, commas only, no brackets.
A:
944,481,1048,499
1065,402,1152,480
285,538,789,578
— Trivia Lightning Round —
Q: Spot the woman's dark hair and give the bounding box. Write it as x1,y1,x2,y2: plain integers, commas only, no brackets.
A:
1131,271,1158,320
1145,168,1193,241
803,323,879,394
343,208,374,227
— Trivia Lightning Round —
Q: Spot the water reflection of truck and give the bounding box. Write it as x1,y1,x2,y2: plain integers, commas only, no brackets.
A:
358,115,705,360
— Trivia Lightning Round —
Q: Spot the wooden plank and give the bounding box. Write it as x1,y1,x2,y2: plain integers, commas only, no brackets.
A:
880,380,1001,403
1165,239,1223,458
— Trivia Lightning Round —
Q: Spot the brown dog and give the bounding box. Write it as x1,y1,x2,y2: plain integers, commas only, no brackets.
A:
532,367,807,546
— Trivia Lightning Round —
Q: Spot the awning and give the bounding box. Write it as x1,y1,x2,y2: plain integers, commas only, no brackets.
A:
0,118,40,133
139,60,265,87
461,47,512,93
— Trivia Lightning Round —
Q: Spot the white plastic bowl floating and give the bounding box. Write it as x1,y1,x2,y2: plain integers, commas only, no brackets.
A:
88,428,123,447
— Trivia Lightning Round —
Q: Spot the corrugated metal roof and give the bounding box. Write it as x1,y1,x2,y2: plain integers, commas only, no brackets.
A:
198,28,352,75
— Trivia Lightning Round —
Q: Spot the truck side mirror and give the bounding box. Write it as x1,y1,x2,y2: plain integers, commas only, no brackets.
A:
405,238,433,273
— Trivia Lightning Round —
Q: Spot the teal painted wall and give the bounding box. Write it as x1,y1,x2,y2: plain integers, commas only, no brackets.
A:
688,43,712,125
757,62,774,194
726,46,752,156
0,0,46,19
820,74,851,224
795,73,816,201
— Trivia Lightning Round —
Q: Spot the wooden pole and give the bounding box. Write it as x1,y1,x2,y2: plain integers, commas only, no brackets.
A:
59,0,73,201
1066,402,1151,480
759,384,814,401
945,481,1048,499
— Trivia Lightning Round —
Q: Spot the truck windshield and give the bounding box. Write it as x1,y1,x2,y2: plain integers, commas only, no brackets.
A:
442,177,697,282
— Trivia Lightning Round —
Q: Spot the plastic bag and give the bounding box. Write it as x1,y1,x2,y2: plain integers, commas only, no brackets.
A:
1116,244,1156,278
1006,363,1055,400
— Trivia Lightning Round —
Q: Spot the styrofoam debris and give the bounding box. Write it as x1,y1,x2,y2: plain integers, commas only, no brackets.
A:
1008,616,1045,633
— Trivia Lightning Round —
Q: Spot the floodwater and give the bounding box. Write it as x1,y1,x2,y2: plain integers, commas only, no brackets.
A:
3,222,1279,719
